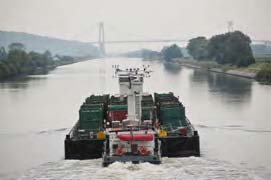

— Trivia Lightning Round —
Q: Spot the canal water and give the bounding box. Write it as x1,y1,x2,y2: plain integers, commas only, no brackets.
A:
0,57,270,179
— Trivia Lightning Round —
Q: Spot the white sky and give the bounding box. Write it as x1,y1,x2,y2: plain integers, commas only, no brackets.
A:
0,0,270,42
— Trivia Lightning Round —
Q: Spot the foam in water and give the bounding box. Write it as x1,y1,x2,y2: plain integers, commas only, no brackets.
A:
18,157,270,180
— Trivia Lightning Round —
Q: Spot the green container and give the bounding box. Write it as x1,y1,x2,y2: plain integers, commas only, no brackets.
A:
81,103,104,109
79,104,104,130
79,108,103,121
159,105,186,127
78,94,109,130
142,94,154,102
109,95,127,105
85,94,109,104
79,119,103,130
154,92,178,103
142,101,154,107
141,106,156,120
142,95,153,101
108,104,127,111
162,121,183,129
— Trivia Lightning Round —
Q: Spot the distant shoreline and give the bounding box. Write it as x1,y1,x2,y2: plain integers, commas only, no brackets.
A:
0,57,94,82
179,62,256,79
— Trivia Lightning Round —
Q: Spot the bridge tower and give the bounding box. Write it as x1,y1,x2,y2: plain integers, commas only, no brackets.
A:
98,22,106,55
227,21,234,32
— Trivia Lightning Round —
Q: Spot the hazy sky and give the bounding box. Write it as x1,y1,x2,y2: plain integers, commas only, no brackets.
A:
0,0,270,42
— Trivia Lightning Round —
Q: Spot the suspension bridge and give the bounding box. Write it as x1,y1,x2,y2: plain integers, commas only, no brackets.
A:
75,22,271,55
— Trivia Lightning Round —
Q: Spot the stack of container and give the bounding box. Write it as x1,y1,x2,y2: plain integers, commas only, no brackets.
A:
106,95,128,125
78,95,109,131
141,94,156,121
154,93,186,129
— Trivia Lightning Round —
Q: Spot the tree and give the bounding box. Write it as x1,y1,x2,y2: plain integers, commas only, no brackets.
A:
162,44,183,61
8,42,26,52
43,50,52,61
0,62,10,79
0,47,7,61
7,48,30,74
29,51,46,71
208,31,255,67
187,37,209,60
0,43,58,79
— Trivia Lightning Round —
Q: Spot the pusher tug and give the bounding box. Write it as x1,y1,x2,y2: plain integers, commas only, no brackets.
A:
65,65,200,166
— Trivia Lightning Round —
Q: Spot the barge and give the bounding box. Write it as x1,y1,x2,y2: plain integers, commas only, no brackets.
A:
65,66,200,166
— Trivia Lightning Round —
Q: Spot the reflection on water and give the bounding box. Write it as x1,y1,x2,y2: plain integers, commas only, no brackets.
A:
0,75,48,90
191,69,252,104
163,62,182,74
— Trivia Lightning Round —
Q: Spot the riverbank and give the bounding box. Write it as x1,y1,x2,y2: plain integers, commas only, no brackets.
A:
0,57,95,82
177,59,271,82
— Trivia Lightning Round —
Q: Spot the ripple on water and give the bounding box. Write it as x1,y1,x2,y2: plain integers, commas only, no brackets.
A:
18,157,270,180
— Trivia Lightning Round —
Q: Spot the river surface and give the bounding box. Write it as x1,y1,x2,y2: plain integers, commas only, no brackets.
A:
0,57,270,180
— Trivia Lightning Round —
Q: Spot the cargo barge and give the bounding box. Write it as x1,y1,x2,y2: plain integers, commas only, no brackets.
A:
65,66,200,166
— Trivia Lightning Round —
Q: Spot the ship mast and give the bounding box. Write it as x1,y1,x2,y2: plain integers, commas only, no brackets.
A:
113,65,151,122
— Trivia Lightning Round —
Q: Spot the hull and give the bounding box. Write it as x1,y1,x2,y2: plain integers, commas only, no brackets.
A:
65,135,105,159
160,134,200,157
65,133,199,160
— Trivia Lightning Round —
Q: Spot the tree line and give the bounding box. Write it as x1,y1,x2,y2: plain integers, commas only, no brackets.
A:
0,42,74,80
187,31,255,67
160,31,255,68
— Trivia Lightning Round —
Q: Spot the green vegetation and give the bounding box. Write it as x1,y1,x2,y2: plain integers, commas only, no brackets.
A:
209,31,255,66
183,31,271,83
161,44,183,61
122,49,160,60
157,30,271,83
0,42,75,80
0,47,7,61
187,31,255,67
255,62,271,83
178,58,271,83
187,37,209,60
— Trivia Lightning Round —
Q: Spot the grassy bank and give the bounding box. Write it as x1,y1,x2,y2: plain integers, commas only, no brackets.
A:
177,58,271,83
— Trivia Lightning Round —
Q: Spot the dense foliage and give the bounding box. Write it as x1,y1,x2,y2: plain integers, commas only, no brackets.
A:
161,44,183,61
187,31,255,67
256,63,271,83
122,49,160,59
209,31,255,66
0,42,74,80
187,37,209,60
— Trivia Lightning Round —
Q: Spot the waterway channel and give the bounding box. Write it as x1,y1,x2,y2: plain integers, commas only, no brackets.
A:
0,57,270,179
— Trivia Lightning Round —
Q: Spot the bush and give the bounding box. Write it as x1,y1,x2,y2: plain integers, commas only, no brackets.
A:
256,63,271,83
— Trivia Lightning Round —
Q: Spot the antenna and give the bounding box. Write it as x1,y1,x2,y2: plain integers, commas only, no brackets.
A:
113,65,152,78
227,21,234,32
99,22,106,55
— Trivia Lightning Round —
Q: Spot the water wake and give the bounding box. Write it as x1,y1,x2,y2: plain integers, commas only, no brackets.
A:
0,127,69,137
196,124,271,133
18,157,270,180
37,127,69,134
